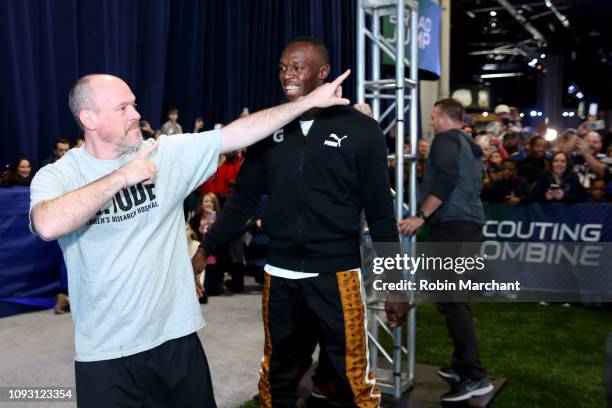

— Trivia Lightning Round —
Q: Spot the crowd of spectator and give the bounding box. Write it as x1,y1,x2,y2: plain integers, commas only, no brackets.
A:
407,104,612,205
4,102,611,308
2,138,72,188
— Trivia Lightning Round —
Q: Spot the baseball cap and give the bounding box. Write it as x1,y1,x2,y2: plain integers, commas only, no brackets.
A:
494,104,511,115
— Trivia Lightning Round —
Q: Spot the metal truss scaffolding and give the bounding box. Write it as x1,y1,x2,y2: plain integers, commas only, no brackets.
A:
357,0,419,399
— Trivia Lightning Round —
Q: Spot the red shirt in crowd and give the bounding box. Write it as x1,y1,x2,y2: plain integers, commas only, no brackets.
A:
198,156,243,197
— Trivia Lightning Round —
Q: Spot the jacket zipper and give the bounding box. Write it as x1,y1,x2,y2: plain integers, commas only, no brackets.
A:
297,135,305,272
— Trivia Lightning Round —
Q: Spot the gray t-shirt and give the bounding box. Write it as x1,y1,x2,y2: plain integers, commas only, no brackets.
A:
29,131,221,361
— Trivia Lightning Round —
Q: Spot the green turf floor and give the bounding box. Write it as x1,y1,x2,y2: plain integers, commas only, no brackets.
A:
241,302,610,407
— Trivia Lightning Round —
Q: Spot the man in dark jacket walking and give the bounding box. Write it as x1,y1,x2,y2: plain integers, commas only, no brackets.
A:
192,37,403,407
399,98,493,402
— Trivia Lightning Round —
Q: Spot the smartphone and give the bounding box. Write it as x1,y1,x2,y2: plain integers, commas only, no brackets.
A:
587,120,606,131
549,183,560,190
588,103,598,117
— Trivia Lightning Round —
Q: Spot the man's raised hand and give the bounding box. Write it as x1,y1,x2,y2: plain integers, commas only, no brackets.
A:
305,69,351,108
117,141,159,187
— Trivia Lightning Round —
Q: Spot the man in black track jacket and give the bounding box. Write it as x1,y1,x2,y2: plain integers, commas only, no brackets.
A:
192,37,404,407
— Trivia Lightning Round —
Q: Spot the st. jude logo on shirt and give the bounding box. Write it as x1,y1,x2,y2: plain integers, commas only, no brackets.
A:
87,183,159,226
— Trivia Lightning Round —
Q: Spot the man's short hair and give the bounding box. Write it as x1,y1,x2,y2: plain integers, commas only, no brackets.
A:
55,138,70,148
68,75,96,131
286,36,329,65
530,135,545,148
434,98,465,123
586,130,602,142
501,158,517,168
591,177,606,186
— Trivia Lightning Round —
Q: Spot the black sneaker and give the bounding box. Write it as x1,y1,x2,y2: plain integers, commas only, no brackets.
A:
308,383,341,407
441,377,493,402
437,366,460,384
224,279,244,293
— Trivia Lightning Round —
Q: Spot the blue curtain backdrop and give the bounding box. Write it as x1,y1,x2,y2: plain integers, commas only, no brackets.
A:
0,0,358,168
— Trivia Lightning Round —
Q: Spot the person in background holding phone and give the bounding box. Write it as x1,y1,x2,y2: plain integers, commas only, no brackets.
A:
577,103,605,137
576,137,612,183
529,152,587,203
573,131,612,188
189,193,222,297
481,159,530,205
486,104,511,138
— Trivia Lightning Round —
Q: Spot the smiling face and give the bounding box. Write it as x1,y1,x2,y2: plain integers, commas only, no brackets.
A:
531,138,547,159
87,76,142,154
551,153,568,176
202,194,216,214
17,159,32,178
279,42,330,102
585,131,602,154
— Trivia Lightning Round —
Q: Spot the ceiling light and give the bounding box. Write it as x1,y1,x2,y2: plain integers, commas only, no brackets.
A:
569,112,575,117
490,11,497,17
562,112,568,117
483,112,489,117
480,72,524,79
537,112,543,117
545,128,558,142
520,113,525,118
530,111,537,117
561,17,570,28
576,92,584,99
540,53,546,59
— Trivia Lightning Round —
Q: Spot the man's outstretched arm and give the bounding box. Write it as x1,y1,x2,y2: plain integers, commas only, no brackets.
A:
219,70,350,153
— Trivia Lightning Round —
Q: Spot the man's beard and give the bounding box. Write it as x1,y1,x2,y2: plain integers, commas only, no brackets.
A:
114,129,143,154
